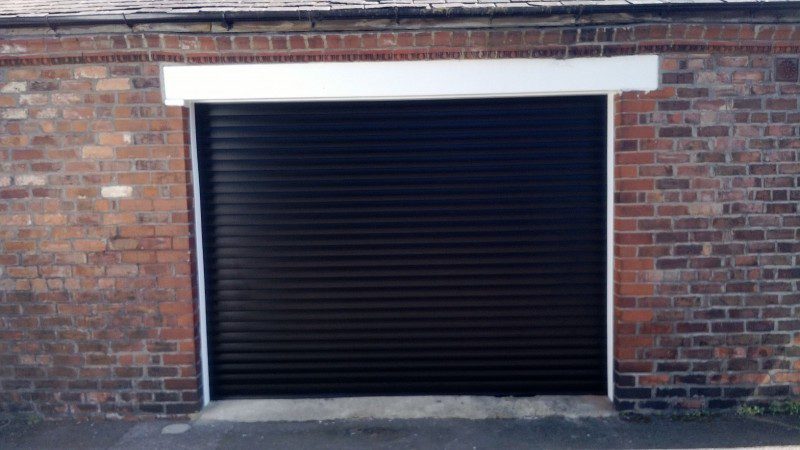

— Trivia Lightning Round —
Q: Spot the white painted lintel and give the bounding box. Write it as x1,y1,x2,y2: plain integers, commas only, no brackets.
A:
162,55,658,106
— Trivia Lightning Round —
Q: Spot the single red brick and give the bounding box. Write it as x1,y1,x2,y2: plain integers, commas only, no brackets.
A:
619,309,655,323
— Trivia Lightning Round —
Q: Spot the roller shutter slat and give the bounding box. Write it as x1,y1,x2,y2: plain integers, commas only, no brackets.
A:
212,285,603,301
196,96,606,399
214,337,605,349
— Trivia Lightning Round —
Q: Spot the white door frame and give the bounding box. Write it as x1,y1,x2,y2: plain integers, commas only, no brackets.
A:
172,56,659,405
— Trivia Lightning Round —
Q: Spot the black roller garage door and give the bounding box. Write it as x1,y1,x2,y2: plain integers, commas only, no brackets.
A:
195,96,607,399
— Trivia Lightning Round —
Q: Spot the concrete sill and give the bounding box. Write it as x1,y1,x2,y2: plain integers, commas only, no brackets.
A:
197,395,614,422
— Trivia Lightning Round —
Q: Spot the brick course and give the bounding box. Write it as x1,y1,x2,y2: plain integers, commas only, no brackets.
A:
0,22,798,417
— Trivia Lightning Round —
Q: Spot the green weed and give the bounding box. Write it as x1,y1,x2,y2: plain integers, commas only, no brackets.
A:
737,405,765,416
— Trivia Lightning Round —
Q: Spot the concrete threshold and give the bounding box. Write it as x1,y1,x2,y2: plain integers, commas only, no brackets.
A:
197,395,615,422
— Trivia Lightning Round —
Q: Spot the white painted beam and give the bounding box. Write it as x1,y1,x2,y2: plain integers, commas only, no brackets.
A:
162,55,659,106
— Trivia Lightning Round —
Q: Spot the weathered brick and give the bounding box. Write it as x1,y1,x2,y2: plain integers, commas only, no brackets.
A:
75,66,109,79
14,174,47,186
81,146,114,159
96,78,131,91
0,23,798,420
1,108,27,119
1,81,27,93
101,185,133,198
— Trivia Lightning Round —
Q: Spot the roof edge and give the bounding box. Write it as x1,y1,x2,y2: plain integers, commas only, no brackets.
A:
1,2,799,30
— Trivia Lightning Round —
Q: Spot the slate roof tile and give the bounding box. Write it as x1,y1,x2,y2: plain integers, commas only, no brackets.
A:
0,0,797,19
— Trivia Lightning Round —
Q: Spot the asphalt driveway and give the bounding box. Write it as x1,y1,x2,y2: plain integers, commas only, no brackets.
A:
1,413,800,449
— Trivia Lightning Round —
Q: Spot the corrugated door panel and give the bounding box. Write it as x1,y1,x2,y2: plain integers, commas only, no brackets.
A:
195,96,607,399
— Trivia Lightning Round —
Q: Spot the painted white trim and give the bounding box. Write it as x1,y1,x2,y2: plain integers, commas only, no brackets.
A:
189,103,212,406
606,94,616,402
162,55,658,106
170,56,653,406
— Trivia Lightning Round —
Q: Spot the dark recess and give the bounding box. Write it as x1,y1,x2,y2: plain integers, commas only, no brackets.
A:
195,96,607,399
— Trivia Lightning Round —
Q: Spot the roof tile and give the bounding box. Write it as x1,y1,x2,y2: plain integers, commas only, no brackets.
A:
0,0,796,19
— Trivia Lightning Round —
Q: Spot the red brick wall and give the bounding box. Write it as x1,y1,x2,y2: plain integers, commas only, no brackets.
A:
614,48,800,410
0,60,198,417
0,23,798,417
